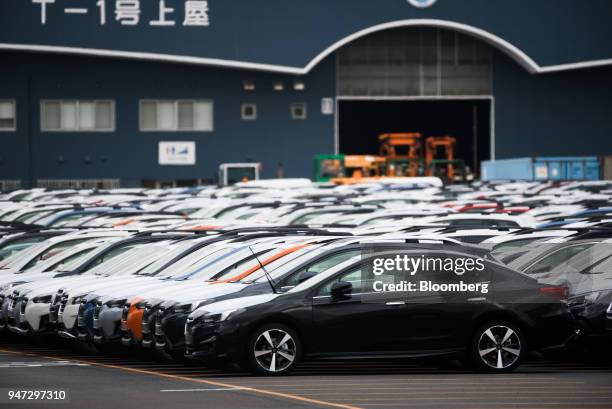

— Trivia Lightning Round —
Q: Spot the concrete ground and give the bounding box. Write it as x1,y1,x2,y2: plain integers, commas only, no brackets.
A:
0,337,611,409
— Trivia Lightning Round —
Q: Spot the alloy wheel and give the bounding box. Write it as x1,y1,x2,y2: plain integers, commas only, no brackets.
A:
253,328,297,373
477,325,521,370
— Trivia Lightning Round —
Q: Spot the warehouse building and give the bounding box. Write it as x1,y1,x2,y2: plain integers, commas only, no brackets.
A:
1,0,612,187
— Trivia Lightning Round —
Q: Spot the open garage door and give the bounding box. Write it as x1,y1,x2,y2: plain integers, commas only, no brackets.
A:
338,99,491,176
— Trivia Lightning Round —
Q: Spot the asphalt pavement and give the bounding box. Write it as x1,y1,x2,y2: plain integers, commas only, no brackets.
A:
0,336,611,409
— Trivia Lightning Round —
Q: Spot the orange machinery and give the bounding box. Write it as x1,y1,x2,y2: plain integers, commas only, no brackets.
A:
378,133,422,177
425,136,457,179
343,155,386,178
318,132,464,184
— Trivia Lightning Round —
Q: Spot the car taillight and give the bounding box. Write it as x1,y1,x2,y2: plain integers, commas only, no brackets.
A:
539,286,568,300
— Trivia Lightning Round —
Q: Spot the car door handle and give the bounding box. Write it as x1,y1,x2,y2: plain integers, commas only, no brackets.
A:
385,301,406,306
467,297,486,302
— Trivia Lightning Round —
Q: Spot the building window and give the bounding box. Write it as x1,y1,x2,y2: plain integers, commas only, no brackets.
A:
243,80,255,92
273,81,284,91
337,27,492,96
0,100,16,131
291,103,307,120
41,100,115,131
241,104,257,120
140,100,213,131
293,80,305,91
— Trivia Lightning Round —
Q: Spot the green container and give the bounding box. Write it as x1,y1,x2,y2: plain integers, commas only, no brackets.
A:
313,154,345,182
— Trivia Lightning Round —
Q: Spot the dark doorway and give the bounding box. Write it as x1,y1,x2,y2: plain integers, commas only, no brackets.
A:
338,99,491,175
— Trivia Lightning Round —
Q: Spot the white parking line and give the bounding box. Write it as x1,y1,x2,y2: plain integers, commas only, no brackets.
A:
264,386,612,392
0,360,90,368
231,380,586,388
160,387,252,392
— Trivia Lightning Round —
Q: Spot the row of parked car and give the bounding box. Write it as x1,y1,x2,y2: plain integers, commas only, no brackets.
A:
1,178,611,375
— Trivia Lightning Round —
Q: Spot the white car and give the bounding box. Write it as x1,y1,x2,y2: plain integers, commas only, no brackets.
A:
422,213,537,228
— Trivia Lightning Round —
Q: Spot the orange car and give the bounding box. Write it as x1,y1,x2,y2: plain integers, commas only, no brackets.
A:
121,243,309,344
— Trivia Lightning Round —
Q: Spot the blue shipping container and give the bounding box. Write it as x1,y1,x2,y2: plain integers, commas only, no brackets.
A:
481,156,600,181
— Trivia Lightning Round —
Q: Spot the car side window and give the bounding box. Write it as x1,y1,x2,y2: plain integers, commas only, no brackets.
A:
317,268,363,296
281,250,361,288
316,261,406,297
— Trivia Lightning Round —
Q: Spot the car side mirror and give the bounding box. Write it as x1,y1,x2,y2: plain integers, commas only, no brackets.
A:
297,270,317,284
331,281,352,301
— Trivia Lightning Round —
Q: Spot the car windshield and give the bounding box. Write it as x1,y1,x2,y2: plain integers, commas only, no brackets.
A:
360,216,406,226
15,238,92,272
47,248,97,272
546,243,612,276
136,240,206,276
0,236,51,261
51,213,100,227
14,209,55,223
78,242,139,272
155,246,236,279
0,240,52,269
449,219,519,228
64,214,102,227
245,247,323,283
215,205,255,220
523,243,599,275
0,209,19,221
203,249,279,282
274,249,362,291
96,244,174,277
291,210,344,225
491,238,548,256
578,254,612,277
454,235,494,244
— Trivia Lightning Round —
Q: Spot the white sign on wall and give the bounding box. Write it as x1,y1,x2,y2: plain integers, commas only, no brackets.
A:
321,98,334,115
407,0,437,8
159,141,196,165
534,165,548,179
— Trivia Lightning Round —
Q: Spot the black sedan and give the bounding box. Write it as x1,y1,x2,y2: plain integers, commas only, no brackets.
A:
149,242,490,358
184,249,576,375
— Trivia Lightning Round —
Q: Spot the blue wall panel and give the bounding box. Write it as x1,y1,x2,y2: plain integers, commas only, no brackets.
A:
0,52,335,186
2,0,612,69
493,52,612,159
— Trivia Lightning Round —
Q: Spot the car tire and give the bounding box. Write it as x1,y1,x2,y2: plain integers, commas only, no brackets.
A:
471,320,524,373
247,323,301,376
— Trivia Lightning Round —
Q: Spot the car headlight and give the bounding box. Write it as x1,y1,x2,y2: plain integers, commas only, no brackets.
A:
173,303,193,314
203,308,245,324
32,294,53,304
584,292,601,303
0,281,25,295
174,300,208,314
71,295,85,305
134,300,147,309
105,298,127,308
